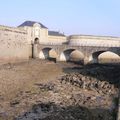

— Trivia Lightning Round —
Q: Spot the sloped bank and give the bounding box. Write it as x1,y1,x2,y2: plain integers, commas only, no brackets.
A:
15,63,120,120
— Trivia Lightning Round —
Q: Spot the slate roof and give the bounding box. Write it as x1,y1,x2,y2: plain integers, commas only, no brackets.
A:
18,21,47,29
48,31,65,37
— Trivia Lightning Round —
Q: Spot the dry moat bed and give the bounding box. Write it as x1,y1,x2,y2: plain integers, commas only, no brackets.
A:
0,60,119,120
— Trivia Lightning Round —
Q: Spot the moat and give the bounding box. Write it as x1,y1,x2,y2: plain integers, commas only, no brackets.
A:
0,59,119,120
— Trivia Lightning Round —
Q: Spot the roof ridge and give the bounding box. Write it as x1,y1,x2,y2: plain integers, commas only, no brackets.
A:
18,21,47,29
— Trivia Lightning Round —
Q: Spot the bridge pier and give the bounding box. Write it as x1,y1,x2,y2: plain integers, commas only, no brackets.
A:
32,44,39,58
84,57,90,65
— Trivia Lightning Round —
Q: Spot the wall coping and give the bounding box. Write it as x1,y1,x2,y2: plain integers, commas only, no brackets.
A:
69,35,120,41
0,25,27,34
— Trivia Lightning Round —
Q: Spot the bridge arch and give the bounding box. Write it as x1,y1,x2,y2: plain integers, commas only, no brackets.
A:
89,51,120,63
39,47,58,61
60,49,84,63
99,51,120,63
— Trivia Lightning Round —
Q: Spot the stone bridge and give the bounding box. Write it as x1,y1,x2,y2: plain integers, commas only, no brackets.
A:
33,43,120,64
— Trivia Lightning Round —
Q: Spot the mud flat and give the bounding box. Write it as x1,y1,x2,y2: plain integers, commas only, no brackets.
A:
0,60,119,120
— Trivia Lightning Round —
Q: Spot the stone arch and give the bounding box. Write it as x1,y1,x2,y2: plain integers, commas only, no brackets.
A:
89,51,105,63
98,51,120,63
34,38,39,44
89,51,120,63
39,47,58,61
70,50,84,63
60,49,84,63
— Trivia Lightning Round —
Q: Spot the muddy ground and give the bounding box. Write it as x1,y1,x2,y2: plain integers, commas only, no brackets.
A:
0,59,119,120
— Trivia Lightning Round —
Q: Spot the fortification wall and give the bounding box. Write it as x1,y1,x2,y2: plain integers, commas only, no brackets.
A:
69,35,120,47
0,25,29,63
48,35,67,45
39,28,48,44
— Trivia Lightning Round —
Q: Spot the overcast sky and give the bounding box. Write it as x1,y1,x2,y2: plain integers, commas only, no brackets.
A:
0,0,120,36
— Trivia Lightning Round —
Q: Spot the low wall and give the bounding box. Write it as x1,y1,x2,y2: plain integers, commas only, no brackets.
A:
0,25,29,63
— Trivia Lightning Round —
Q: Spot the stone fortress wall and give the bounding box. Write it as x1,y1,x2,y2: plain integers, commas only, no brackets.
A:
48,35,66,45
0,25,29,64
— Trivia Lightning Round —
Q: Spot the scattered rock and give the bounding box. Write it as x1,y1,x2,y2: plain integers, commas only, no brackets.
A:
10,99,20,107
59,73,117,96
35,82,55,91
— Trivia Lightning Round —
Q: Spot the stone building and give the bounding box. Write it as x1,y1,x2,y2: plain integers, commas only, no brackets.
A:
18,21,67,58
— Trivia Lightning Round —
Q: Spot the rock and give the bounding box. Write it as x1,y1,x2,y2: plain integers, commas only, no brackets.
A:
10,99,20,107
36,82,55,91
59,73,116,96
81,76,86,81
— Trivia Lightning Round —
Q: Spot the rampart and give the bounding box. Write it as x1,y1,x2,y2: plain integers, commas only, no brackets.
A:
0,25,29,64
69,35,120,47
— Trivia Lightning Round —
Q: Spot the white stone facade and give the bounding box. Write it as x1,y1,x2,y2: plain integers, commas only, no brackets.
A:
18,22,67,45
